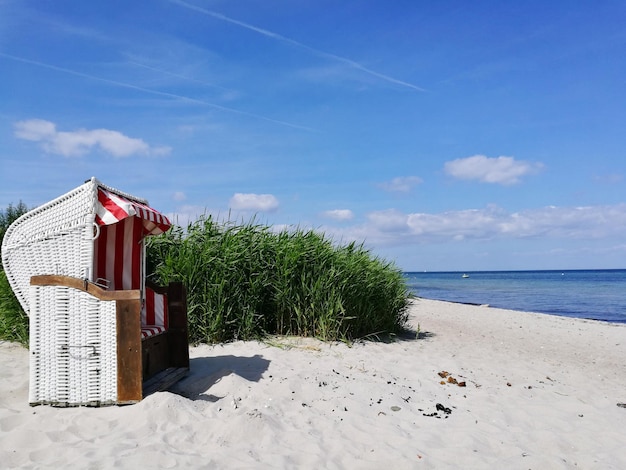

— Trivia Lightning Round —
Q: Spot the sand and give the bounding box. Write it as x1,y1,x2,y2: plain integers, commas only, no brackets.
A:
1,298,625,469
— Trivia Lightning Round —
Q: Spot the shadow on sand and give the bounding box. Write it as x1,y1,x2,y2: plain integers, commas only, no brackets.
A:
366,327,435,343
167,354,270,402
399,328,435,341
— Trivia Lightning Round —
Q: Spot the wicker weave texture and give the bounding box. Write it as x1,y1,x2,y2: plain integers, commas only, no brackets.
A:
29,284,118,406
2,180,97,315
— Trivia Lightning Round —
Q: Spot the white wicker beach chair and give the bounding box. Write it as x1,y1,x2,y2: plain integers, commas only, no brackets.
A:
1,178,189,406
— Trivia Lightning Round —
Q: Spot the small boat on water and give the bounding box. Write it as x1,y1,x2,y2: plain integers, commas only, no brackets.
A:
462,273,470,278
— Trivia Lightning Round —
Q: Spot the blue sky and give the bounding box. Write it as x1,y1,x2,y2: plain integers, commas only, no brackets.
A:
1,0,625,271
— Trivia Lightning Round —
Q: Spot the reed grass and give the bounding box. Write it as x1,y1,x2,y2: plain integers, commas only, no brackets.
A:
0,269,29,346
0,210,410,346
147,216,409,344
0,201,30,345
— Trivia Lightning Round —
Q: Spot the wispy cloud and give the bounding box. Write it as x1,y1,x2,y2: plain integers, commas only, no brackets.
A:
593,173,623,184
173,191,187,202
367,209,410,233
0,52,312,131
322,209,354,221
229,193,279,212
169,0,425,92
14,119,170,157
444,155,543,185
167,204,212,228
379,176,423,193
41,17,112,43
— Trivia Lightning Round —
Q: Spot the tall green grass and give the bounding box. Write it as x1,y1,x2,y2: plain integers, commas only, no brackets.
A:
147,216,409,344
0,201,30,345
0,211,410,346
0,269,29,346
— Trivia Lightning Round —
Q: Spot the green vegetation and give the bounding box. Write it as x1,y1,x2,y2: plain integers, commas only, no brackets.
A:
0,202,410,346
0,201,28,248
147,216,409,344
0,201,30,346
0,269,29,346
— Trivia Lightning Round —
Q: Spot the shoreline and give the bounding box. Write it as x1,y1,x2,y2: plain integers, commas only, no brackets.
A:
2,298,626,468
415,295,626,324
415,294,489,307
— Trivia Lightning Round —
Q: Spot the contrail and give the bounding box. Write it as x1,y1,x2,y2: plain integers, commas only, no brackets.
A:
127,59,235,93
0,51,313,131
170,0,426,92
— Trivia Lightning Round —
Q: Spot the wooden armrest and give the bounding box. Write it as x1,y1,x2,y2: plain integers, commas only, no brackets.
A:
30,275,140,301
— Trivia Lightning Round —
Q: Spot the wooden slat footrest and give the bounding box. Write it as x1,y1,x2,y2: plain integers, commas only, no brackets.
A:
142,367,189,397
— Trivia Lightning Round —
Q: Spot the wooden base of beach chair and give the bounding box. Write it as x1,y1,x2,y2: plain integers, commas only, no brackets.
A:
142,333,170,380
143,367,189,397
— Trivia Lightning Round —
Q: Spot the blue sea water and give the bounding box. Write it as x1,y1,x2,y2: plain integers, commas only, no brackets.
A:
404,269,626,323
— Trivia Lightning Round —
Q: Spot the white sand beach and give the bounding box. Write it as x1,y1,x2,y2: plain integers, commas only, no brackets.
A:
1,298,625,469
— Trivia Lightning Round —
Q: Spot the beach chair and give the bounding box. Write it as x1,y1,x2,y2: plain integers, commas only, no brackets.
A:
1,178,189,406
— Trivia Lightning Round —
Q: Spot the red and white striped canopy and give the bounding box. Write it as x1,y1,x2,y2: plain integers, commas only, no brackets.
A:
95,188,171,236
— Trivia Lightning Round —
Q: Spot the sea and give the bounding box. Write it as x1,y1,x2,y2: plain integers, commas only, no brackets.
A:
404,269,626,323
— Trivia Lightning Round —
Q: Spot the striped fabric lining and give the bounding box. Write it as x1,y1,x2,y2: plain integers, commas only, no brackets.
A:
141,288,168,338
143,286,168,328
93,217,142,291
141,326,166,339
92,185,171,339
95,187,171,236
93,221,168,332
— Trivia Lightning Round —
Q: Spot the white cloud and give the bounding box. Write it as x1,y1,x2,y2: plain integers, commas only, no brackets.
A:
336,203,626,246
444,155,542,185
494,205,626,239
322,209,354,221
229,193,279,212
379,176,423,193
367,209,410,233
173,191,187,202
13,118,56,141
149,145,172,157
13,119,171,158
